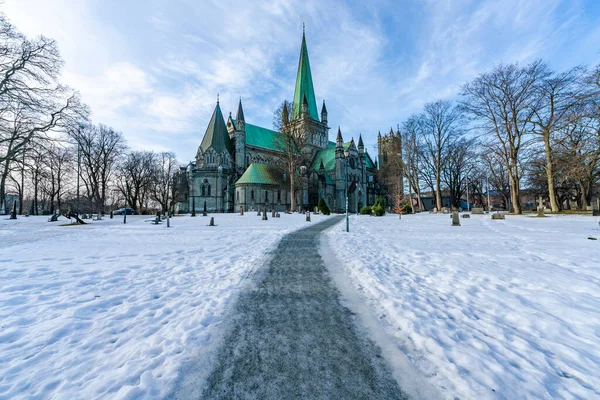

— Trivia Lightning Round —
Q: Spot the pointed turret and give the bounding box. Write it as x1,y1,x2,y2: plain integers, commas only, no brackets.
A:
292,28,319,121
321,100,328,125
236,98,245,125
282,101,289,125
389,127,394,136
336,126,343,147
200,100,233,156
358,134,364,153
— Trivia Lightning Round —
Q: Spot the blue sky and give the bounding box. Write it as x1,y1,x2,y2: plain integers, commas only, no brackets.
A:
4,0,600,163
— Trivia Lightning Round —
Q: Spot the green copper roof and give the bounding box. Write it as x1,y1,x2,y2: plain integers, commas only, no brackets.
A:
200,102,233,155
310,141,376,171
292,31,319,121
233,119,280,151
235,163,284,186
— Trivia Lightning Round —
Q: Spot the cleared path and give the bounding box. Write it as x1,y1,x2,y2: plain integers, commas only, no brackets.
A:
201,216,408,399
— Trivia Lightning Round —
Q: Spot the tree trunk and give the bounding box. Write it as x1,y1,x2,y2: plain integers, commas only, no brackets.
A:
435,170,442,210
509,173,521,214
290,171,296,212
543,132,559,213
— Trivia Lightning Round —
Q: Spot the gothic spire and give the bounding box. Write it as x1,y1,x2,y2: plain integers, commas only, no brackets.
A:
336,126,343,146
236,98,245,122
200,100,233,155
358,134,364,149
292,27,319,121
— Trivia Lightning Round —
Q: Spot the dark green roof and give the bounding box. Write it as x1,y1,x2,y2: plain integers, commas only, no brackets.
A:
310,141,376,171
233,119,280,152
292,31,319,121
200,102,233,155
236,163,285,186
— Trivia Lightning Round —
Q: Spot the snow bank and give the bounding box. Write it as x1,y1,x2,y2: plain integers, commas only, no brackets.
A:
326,213,600,399
0,213,328,399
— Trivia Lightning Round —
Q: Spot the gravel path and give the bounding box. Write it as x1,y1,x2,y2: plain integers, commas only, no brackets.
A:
198,216,408,399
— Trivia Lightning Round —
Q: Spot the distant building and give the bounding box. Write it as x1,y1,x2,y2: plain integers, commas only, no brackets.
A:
175,28,385,213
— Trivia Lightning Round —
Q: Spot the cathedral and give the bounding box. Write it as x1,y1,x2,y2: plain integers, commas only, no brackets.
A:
175,28,385,214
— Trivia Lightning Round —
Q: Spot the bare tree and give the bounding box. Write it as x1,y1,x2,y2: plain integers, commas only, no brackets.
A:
402,116,425,211
419,100,463,211
150,151,178,213
442,137,477,208
71,124,125,213
460,60,549,214
0,14,88,209
530,65,587,212
117,150,156,213
274,100,307,212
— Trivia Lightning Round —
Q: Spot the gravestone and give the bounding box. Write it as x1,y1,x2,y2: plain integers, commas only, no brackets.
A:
209,216,215,226
593,199,600,217
492,212,505,220
451,211,461,226
275,212,280,218
462,214,471,219
203,201,207,217
471,207,484,215
537,196,545,217
257,210,262,216
191,197,196,217
240,206,244,216
306,211,311,222
166,211,170,228
81,213,89,220
9,200,17,219
271,210,276,218
262,207,268,220
48,212,59,222
110,210,113,219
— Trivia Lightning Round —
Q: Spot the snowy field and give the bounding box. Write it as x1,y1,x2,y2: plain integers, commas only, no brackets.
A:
0,212,329,400
326,213,600,400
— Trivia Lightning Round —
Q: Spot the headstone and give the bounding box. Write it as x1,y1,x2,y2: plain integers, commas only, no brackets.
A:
275,212,280,218
203,201,207,217
240,206,244,216
272,210,276,218
209,216,215,226
110,210,114,219
81,213,89,219
166,211,170,228
9,200,17,219
492,212,505,220
48,212,58,222
257,210,262,216
451,211,460,226
191,197,196,217
462,214,471,219
306,211,311,222
594,199,600,217
471,207,484,214
537,196,545,217
262,207,268,220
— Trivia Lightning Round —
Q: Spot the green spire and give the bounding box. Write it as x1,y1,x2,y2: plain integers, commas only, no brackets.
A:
292,27,319,121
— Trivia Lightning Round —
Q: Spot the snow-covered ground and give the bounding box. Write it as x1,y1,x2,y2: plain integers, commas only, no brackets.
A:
0,212,328,399
326,213,600,399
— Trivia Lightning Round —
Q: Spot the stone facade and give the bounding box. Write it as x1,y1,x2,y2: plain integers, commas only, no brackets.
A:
175,29,385,214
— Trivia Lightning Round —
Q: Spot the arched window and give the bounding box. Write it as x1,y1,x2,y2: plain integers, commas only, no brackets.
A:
251,190,255,200
265,191,269,202
201,186,206,197
207,184,211,196
237,191,240,202
277,190,281,202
